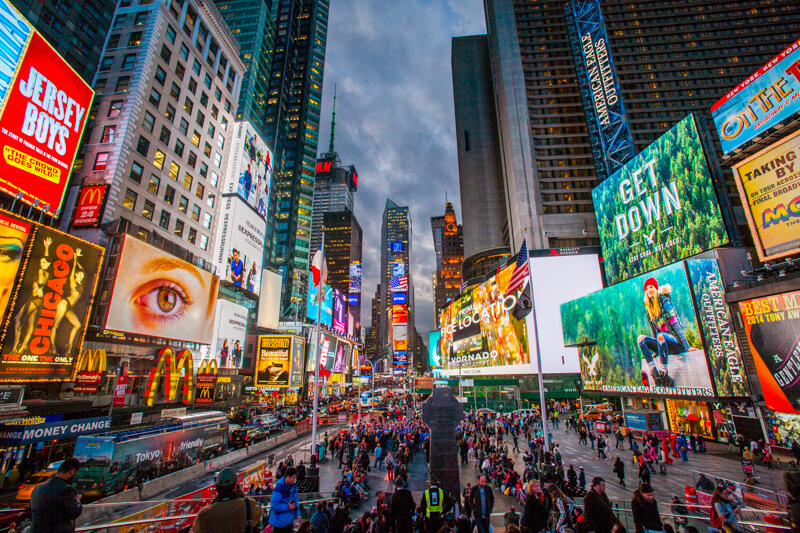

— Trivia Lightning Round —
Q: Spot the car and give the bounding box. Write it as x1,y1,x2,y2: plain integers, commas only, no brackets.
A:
512,408,539,419
475,408,497,417
255,415,281,433
229,427,267,449
15,461,63,502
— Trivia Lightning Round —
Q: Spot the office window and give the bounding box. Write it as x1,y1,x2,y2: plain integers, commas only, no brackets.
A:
148,174,160,194
204,74,211,89
216,134,224,149
95,78,107,94
183,97,193,114
195,111,204,126
192,59,200,75
166,24,176,44
154,66,166,86
210,171,219,188
100,125,116,143
221,116,228,131
191,204,200,221
214,87,221,101
115,76,130,92
188,77,197,94
175,62,185,80
153,150,165,169
107,34,120,49
161,44,172,64
159,210,170,229
199,234,208,250
170,82,180,100
191,131,200,147
214,152,222,167
113,15,125,29
203,142,211,157
206,123,215,138
179,118,189,136
165,103,175,123
183,173,193,190
174,139,184,157
210,105,218,119
199,162,208,178
93,152,109,170
142,199,154,220
224,99,231,113
128,31,142,47
207,192,215,209
179,196,189,214
202,212,212,229
164,185,175,204
188,227,196,244
136,135,150,156
121,53,136,70
196,183,204,199
180,43,189,61
187,151,197,168
123,189,137,211
99,57,113,72
174,219,184,237
134,12,147,26
169,161,180,180
148,88,161,108
130,161,143,183
159,126,170,145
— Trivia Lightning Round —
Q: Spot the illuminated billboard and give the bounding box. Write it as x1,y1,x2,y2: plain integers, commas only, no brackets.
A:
731,129,800,261
392,293,407,305
391,242,403,253
392,304,407,324
392,324,408,353
0,212,30,322
289,336,304,387
213,195,266,295
332,288,346,335
0,3,94,218
333,340,350,374
305,332,338,373
429,330,441,369
0,224,103,381
70,184,108,228
306,282,333,328
349,262,361,293
105,236,220,344
255,336,291,388
208,300,247,369
392,262,405,276
222,121,272,218
737,290,800,412
592,114,729,285
711,37,800,154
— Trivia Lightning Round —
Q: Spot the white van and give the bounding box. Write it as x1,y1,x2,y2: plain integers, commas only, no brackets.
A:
512,408,539,419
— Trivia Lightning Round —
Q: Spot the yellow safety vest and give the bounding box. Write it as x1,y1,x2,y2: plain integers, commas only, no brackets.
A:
424,488,444,516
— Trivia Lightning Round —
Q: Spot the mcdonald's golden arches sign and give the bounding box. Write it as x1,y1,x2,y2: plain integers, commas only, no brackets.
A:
195,358,218,404
73,348,107,393
71,184,109,228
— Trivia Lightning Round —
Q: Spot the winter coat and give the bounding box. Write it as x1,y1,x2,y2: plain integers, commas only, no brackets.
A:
522,493,548,532
269,476,300,528
583,489,620,533
631,491,662,533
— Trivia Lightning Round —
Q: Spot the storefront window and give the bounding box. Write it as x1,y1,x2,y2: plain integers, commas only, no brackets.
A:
666,399,713,439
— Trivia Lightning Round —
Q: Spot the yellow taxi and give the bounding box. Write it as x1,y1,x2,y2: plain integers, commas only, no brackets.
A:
15,461,62,502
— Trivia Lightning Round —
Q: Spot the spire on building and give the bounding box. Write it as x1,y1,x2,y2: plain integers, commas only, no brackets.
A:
329,84,337,153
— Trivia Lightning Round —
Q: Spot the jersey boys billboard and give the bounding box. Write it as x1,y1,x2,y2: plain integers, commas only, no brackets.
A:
0,1,93,217
592,114,729,285
731,129,800,261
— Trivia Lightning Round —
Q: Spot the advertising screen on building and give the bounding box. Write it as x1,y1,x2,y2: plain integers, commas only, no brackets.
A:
439,261,529,376
592,114,729,285
105,236,220,344
0,2,93,218
392,293,407,305
0,225,102,381
429,330,441,369
208,300,247,369
305,332,338,373
561,260,716,397
711,37,800,155
222,121,272,218
257,269,281,329
392,304,407,324
332,288,346,335
333,340,350,374
391,242,403,253
70,184,108,228
392,324,408,353
737,290,800,413
392,262,405,276
731,129,800,261
0,212,30,322
349,262,361,293
306,282,333,328
213,195,266,295
289,336,304,387
255,336,291,387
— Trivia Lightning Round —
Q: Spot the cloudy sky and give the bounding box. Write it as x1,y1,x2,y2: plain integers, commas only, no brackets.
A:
317,0,486,342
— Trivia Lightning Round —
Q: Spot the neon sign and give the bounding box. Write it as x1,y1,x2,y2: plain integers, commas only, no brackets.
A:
143,347,195,407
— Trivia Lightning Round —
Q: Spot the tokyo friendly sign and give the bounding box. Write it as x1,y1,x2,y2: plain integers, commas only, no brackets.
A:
711,37,800,155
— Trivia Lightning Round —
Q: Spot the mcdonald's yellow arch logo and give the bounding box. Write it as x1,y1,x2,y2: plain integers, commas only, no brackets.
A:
143,347,195,407
77,349,107,373
198,358,218,376
80,187,104,205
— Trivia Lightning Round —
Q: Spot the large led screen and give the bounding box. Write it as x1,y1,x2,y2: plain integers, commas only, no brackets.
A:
306,282,333,328
0,225,102,381
255,335,291,388
737,290,800,413
429,330,441,369
0,212,30,321
222,121,272,218
0,2,93,218
439,261,529,376
305,332,337,373
593,114,728,285
212,195,266,295
208,300,247,369
289,336,304,387
332,288,346,335
711,37,800,155
105,236,220,344
561,261,715,397
349,262,361,294
731,129,800,262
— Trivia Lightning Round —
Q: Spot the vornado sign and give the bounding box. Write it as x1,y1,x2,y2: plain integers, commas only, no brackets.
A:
143,347,195,407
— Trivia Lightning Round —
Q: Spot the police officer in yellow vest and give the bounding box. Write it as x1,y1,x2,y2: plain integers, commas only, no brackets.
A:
419,475,453,533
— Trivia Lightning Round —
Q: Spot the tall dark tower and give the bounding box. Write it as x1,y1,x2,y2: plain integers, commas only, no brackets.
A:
431,203,463,328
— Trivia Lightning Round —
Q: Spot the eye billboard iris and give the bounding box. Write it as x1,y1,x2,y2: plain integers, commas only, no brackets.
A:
592,114,729,285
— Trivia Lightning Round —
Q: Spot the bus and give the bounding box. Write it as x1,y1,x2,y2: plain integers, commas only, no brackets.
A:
73,411,228,497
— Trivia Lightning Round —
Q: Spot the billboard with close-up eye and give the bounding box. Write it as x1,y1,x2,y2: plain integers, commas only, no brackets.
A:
212,195,266,295
0,212,30,322
0,225,103,381
0,2,94,218
222,121,272,218
105,236,220,344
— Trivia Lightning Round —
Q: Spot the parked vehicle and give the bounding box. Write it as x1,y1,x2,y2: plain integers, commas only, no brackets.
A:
229,426,268,449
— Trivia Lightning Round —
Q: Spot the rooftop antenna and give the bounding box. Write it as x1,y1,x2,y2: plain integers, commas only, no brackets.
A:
328,84,336,153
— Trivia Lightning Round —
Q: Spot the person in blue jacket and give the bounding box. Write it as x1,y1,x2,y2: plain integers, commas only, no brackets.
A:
269,466,300,533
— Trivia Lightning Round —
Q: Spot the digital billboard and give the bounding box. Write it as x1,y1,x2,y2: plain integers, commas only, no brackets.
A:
0,212,30,321
392,262,405,276
592,114,729,285
70,184,108,228
289,336,304,388
305,332,337,373
391,242,403,253
561,261,715,397
213,195,266,295
349,262,361,293
392,293,407,305
392,304,407,324
332,288,346,335
105,236,220,344
429,330,441,369
731,129,800,261
0,2,93,218
333,340,350,374
306,282,333,328
711,37,800,155
255,336,291,388
222,121,272,218
0,225,103,381
208,300,247,369
392,324,408,353
737,290,800,413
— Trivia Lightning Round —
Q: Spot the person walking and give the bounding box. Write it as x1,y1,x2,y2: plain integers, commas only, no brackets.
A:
583,477,623,533
631,483,662,533
545,484,574,533
578,466,586,491
192,468,262,533
469,474,495,533
311,503,329,533
391,478,416,533
374,443,384,470
30,458,83,533
419,475,452,533
522,482,547,533
710,484,744,533
613,457,626,488
269,467,300,533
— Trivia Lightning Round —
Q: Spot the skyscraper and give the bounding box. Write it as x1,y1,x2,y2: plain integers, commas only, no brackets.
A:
431,202,463,328
322,210,362,330
366,284,381,363
263,0,329,317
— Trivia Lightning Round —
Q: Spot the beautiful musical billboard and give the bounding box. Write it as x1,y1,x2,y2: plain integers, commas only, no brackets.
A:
731,129,800,261
222,121,272,218
70,184,108,228
0,212,30,321
737,290,800,413
254,335,291,388
105,236,219,344
213,195,266,294
0,1,94,218
711,37,800,154
592,114,729,285
0,225,103,381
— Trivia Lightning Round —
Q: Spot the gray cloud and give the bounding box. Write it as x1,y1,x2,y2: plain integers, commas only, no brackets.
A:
318,0,485,343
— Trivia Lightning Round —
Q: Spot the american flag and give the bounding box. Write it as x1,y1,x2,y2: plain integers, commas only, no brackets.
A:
505,238,529,298
390,275,408,292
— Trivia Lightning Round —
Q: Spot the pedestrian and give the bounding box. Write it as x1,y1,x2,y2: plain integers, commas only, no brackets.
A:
567,465,577,485
598,436,608,460
613,457,625,488
469,474,494,533
632,483,662,533
311,503,330,533
390,478,416,533
589,430,596,449
638,461,651,486
583,477,623,533
192,467,262,533
578,466,586,491
374,443,384,470
269,466,300,533
386,452,395,481
710,484,744,533
503,505,520,528
545,483,574,533
419,475,452,533
522,481,547,533
671,495,689,533
30,458,83,533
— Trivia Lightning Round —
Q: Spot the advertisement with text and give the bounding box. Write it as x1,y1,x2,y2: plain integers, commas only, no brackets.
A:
306,282,333,328
592,114,728,285
213,195,266,294
289,336,304,388
208,299,247,369
255,336,291,388
70,184,108,228
105,236,219,344
222,121,272,218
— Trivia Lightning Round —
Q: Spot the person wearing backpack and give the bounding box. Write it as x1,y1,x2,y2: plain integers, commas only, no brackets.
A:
192,467,262,533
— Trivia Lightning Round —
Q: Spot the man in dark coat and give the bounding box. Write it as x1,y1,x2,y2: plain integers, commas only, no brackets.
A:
30,458,83,533
631,483,662,533
468,475,495,533
583,477,622,533
390,478,416,533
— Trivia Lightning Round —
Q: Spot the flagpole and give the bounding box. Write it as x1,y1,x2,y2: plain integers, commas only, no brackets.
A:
311,233,324,462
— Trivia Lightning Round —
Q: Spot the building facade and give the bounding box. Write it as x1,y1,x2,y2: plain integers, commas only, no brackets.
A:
322,209,363,329
431,202,463,328
310,152,358,253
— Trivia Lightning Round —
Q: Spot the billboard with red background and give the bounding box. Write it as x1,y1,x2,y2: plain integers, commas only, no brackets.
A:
0,2,93,218
71,184,108,228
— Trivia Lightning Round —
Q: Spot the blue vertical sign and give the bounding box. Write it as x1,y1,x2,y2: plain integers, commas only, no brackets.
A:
565,0,635,182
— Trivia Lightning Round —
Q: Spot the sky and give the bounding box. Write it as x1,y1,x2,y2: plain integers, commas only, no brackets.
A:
316,0,486,342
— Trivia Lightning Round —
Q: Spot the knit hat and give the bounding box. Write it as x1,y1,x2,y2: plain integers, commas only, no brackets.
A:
640,483,654,494
644,278,658,291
